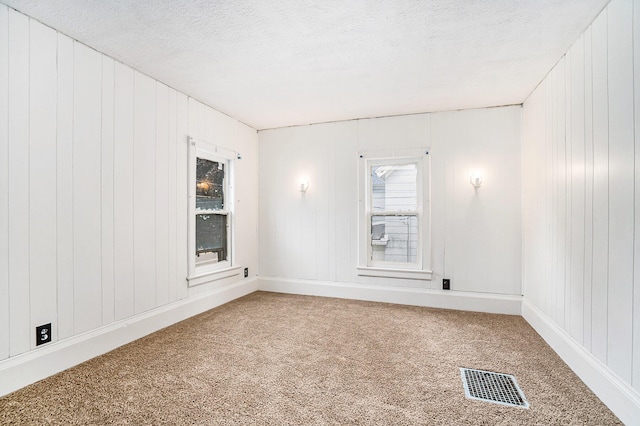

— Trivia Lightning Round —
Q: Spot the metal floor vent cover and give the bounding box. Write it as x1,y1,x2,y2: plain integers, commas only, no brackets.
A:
460,368,529,409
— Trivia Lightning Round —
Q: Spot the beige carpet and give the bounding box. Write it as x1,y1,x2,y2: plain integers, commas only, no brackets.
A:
0,291,621,425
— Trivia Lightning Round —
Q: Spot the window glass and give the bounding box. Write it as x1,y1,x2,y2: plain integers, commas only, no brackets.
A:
370,215,418,263
369,162,419,266
196,213,227,264
370,163,417,212
196,158,224,210
195,158,227,266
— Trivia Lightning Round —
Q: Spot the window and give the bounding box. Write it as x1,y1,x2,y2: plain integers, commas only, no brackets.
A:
195,158,228,266
358,150,431,280
188,137,241,286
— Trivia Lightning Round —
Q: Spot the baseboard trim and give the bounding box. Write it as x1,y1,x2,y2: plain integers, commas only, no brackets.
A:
522,299,640,425
258,277,522,315
0,278,258,397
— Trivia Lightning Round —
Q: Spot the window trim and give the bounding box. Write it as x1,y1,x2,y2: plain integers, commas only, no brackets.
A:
357,148,432,280
187,137,237,286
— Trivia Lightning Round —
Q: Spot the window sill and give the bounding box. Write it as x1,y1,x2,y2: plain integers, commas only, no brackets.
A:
187,266,243,287
357,266,432,281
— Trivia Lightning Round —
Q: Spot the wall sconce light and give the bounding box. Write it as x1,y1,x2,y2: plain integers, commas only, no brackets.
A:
470,171,483,189
299,177,309,193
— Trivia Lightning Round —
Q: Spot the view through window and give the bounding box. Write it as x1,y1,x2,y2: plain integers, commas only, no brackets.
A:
195,158,228,266
369,163,419,265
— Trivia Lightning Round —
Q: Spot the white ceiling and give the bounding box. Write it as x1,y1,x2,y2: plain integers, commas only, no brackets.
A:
2,0,610,130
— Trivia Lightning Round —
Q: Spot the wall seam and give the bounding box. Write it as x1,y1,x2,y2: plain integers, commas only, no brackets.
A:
3,6,9,358
631,0,637,389
589,25,596,354
604,9,610,365
26,14,31,350
99,53,104,326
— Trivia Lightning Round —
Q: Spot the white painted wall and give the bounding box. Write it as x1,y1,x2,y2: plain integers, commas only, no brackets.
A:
0,5,259,362
258,106,522,295
522,0,640,410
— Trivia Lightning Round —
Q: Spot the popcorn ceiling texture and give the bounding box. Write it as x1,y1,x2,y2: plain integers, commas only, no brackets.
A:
1,0,610,129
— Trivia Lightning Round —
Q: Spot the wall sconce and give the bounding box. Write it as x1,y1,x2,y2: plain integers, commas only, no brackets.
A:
470,171,483,189
299,177,309,193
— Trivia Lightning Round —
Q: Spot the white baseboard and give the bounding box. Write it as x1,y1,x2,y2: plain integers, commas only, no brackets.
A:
258,276,522,315
0,278,258,398
522,299,640,425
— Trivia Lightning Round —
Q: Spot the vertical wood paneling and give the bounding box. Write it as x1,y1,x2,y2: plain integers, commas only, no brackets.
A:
257,131,278,278
429,116,446,290
188,98,199,139
544,75,554,315
335,123,358,283
188,98,200,140
1,6,258,367
555,58,567,328
327,133,338,283
29,20,57,347
0,4,9,360
236,123,259,278
277,136,298,281
56,33,74,340
606,0,634,382
439,112,463,291
155,82,169,306
522,84,537,303
294,134,317,280
101,56,115,324
113,62,135,321
133,72,156,313
549,66,559,321
185,98,200,294
315,129,332,282
525,0,640,394
591,9,609,364
73,42,103,333
260,108,519,293
533,84,547,306
564,51,573,330
176,93,189,300
233,124,253,273
523,90,537,294
633,0,640,389
203,105,214,143
8,9,31,356
569,36,586,343
583,27,594,350
167,88,178,303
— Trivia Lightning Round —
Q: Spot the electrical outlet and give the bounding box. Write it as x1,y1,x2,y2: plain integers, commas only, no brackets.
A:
36,323,52,346
443,279,450,290
244,267,249,278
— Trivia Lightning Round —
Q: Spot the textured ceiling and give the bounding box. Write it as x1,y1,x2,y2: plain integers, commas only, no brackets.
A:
2,0,610,130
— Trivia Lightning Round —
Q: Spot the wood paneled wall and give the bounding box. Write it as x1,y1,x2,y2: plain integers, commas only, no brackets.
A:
258,106,522,295
0,5,258,361
523,0,640,391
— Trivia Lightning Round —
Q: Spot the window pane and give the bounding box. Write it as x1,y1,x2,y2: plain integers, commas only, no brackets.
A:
196,158,224,211
196,213,227,264
370,215,417,263
371,163,417,212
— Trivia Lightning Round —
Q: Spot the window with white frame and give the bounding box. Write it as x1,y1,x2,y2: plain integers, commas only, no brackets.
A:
358,149,432,280
188,137,240,285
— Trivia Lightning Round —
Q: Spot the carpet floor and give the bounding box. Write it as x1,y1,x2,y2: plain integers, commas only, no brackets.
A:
0,291,621,425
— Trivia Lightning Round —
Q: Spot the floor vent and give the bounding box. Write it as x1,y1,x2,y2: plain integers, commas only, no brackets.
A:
460,368,529,409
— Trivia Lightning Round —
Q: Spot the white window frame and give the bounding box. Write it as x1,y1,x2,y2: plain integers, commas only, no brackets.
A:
357,149,432,280
187,137,241,286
